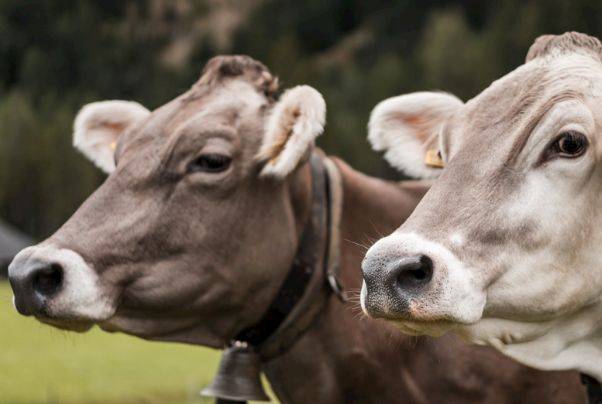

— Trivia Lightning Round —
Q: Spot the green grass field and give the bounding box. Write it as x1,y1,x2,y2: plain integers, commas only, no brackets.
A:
0,281,226,404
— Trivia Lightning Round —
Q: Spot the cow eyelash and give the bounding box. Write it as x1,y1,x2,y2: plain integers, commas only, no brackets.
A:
549,131,588,158
187,153,232,174
539,130,588,165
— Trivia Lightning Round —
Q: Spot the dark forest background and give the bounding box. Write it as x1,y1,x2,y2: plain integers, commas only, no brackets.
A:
2,0,602,239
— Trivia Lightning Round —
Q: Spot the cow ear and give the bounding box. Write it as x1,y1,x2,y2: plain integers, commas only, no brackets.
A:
73,100,150,173
257,85,326,178
368,92,463,179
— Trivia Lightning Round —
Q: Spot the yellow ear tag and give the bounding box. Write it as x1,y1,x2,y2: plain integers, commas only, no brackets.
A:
109,142,117,151
425,149,444,168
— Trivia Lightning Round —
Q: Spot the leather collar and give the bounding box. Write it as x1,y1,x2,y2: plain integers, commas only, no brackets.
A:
200,153,345,403
582,373,602,404
235,152,343,359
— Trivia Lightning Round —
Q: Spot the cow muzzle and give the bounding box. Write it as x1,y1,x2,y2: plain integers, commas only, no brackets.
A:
361,232,486,331
8,245,114,328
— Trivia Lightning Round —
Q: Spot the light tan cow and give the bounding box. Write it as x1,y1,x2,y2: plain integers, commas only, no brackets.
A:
361,32,602,383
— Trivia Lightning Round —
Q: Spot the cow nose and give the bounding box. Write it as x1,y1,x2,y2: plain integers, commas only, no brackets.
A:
392,255,433,290
9,259,64,316
362,253,435,319
363,254,434,291
32,263,64,296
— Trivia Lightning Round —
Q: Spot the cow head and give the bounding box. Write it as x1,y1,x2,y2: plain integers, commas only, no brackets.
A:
8,56,326,347
361,33,602,377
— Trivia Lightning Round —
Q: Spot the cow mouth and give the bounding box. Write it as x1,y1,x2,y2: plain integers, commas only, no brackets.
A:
391,318,457,337
387,294,487,336
36,315,95,332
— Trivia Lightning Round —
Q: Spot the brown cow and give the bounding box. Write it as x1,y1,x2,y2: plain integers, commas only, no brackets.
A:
9,56,584,403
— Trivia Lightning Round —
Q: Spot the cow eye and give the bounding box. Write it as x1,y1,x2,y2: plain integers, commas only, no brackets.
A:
551,131,588,158
188,153,231,174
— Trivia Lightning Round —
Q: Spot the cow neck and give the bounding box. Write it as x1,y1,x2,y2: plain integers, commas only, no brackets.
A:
235,152,340,357
201,153,345,403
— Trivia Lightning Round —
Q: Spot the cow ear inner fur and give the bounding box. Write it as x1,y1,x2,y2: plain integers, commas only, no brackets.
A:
257,85,326,179
73,100,150,173
368,91,463,179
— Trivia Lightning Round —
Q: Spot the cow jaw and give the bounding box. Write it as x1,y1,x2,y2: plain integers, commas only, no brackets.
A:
458,303,602,381
97,314,227,347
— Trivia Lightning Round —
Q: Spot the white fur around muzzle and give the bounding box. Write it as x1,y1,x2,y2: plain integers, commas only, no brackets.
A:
9,245,114,321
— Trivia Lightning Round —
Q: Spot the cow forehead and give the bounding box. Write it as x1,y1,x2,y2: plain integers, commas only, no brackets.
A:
454,54,602,137
451,53,602,159
406,53,602,247
118,80,268,162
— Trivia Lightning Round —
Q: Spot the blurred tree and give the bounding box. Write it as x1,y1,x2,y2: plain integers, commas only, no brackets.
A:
1,0,602,238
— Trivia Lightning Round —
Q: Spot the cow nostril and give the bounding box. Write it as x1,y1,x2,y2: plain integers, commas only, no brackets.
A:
395,255,433,289
32,264,63,297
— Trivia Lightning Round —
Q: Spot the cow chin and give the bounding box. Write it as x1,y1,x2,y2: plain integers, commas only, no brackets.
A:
36,316,95,332
392,319,457,338
384,296,485,337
